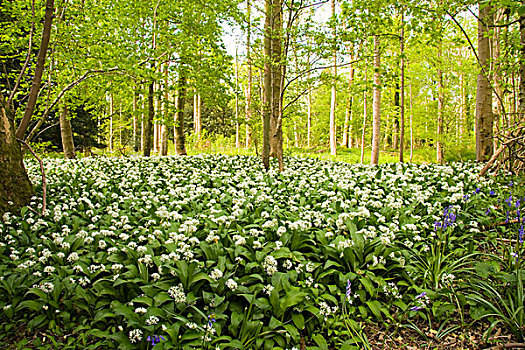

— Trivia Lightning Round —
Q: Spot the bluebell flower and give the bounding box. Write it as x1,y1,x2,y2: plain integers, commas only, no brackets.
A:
147,335,165,346
475,188,481,194
509,181,514,187
415,292,427,299
519,225,524,244
207,314,216,328
346,280,352,302
409,306,423,311
490,190,495,196
485,208,491,215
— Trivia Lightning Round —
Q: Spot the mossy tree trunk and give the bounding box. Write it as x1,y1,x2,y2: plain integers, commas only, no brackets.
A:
0,95,34,216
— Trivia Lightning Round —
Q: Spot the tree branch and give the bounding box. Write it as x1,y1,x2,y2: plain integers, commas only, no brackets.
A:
16,138,46,215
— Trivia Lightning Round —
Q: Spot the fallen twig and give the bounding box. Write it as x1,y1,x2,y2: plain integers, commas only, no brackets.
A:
487,343,525,349
17,138,46,215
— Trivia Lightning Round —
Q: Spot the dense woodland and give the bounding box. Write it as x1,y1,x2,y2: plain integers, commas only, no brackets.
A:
1,0,524,168
1,0,525,349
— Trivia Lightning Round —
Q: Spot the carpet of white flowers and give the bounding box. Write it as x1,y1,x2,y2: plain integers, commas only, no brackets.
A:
0,155,518,349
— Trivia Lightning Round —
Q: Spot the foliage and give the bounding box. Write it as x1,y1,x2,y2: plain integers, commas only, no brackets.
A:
0,155,521,348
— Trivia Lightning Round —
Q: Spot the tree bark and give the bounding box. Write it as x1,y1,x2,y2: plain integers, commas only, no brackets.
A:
329,0,337,156
16,0,55,140
0,94,34,216
174,70,187,155
342,64,354,148
109,92,114,153
245,0,253,148
399,11,405,162
371,35,381,165
133,90,140,152
263,0,284,171
437,44,444,164
59,103,75,159
360,86,368,164
519,8,525,119
476,1,494,161
143,80,154,156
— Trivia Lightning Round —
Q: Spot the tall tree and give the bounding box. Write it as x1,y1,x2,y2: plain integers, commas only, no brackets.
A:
475,1,494,161
371,35,381,165
329,0,338,155
59,103,76,159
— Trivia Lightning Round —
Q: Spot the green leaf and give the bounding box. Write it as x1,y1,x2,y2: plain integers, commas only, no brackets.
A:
292,312,305,329
312,334,328,350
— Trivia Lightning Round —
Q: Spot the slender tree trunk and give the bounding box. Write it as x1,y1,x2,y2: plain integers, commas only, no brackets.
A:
160,69,169,156
409,82,414,162
59,103,75,159
143,80,154,156
263,0,284,170
437,44,444,163
393,82,400,150
133,90,139,152
109,92,114,153
492,9,504,149
245,0,253,148
518,8,525,119
0,95,34,216
235,47,241,148
16,0,55,140
399,12,405,162
342,64,354,148
360,86,368,164
174,69,187,155
476,1,494,161
307,70,312,149
371,35,381,165
141,97,145,153
269,0,284,171
329,0,337,155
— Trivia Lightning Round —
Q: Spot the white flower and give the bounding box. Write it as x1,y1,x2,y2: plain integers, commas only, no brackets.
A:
210,269,223,281
146,315,159,326
67,252,79,262
129,329,143,343
263,284,274,295
262,256,278,276
168,284,186,303
225,278,238,291
135,307,147,314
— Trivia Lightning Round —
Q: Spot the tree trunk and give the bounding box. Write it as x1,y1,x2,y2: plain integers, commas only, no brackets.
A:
133,90,140,152
399,12,405,162
263,0,284,171
143,80,154,156
16,0,55,140
0,95,34,216
174,70,187,155
409,82,414,162
329,0,337,156
235,47,241,148
342,65,354,148
476,1,494,161
519,8,525,119
59,103,76,159
437,44,444,164
393,82,400,150
109,92,114,153
371,35,381,165
307,71,312,149
245,0,253,148
193,92,202,140
360,86,368,164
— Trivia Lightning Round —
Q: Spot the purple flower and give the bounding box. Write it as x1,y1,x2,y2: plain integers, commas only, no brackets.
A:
490,190,495,196
485,208,491,215
415,292,427,299
409,306,423,311
519,226,524,243
346,280,352,301
475,188,481,194
207,314,216,328
147,335,165,346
